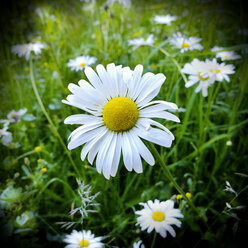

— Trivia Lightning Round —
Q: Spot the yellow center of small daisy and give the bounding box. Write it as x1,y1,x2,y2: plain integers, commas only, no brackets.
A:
198,72,209,81
103,97,138,132
181,42,190,48
152,211,165,222
216,69,221,73
79,62,87,67
78,239,89,247
223,55,228,59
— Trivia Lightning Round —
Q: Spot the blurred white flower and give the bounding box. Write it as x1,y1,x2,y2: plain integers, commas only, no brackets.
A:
135,199,183,238
64,230,104,248
128,34,154,50
226,140,232,146
181,59,215,97
154,14,177,25
211,46,241,61
7,108,27,123
133,240,145,248
11,42,47,60
0,126,12,146
182,58,235,97
67,55,97,72
206,58,235,82
106,0,131,8
169,32,203,53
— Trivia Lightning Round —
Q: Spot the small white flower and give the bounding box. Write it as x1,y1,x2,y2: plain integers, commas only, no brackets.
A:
128,34,154,50
154,14,177,25
226,140,232,146
7,108,27,123
211,46,241,61
181,58,215,97
64,230,104,248
205,58,235,82
106,0,131,8
63,63,179,179
0,126,12,146
169,32,203,53
0,119,10,129
67,56,97,72
135,199,183,238
133,240,145,248
11,42,47,60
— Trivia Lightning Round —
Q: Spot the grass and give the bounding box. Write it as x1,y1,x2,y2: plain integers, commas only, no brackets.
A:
0,0,248,247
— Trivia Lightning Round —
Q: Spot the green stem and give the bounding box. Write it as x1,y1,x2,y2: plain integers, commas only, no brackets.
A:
151,231,157,248
29,57,81,177
148,142,209,227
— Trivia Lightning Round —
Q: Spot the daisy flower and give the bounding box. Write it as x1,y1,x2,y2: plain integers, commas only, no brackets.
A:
63,63,180,179
169,32,203,53
64,230,104,248
135,199,184,238
154,14,177,25
181,58,216,97
67,56,97,72
206,58,235,82
128,34,154,50
7,108,27,123
133,240,145,248
11,42,47,60
211,46,241,61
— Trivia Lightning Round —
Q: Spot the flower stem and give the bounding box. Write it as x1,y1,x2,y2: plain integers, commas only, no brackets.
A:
29,57,81,177
148,142,208,226
151,231,157,248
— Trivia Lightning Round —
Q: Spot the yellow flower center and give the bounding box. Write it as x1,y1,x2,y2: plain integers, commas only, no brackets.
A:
181,42,190,48
223,55,228,59
34,146,42,152
78,239,89,247
198,72,209,81
103,97,138,132
186,192,192,198
152,211,165,222
79,62,87,67
216,69,221,73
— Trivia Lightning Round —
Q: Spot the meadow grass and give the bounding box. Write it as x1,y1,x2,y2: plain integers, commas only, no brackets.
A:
0,0,248,247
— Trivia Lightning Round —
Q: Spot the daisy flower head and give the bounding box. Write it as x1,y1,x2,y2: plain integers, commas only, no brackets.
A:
64,230,104,248
7,108,27,123
169,32,203,53
11,42,47,60
181,58,216,97
67,56,97,72
128,34,154,50
154,14,177,25
133,240,145,248
135,199,184,238
63,63,180,179
205,58,235,82
211,46,241,61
